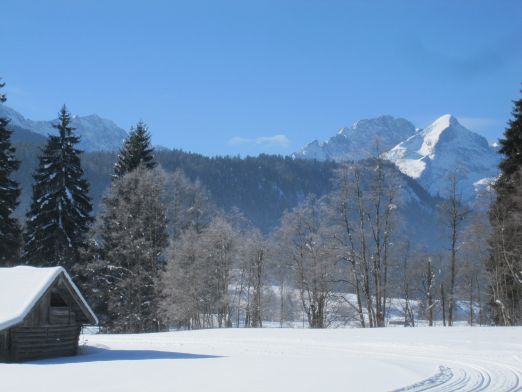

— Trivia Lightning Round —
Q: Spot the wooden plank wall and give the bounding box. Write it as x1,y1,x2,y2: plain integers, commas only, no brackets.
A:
10,324,81,362
0,331,9,361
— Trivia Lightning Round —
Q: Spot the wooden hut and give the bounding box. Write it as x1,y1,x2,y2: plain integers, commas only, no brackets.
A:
0,266,97,362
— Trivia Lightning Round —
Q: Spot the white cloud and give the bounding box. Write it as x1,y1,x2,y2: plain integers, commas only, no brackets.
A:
228,134,291,149
228,136,251,146
255,134,290,148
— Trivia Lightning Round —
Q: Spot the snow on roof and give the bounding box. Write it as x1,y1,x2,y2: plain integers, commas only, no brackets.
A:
0,266,98,331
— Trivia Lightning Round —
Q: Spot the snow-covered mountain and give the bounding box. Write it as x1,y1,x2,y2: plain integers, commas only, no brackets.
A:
294,116,417,161
295,114,500,200
0,104,127,152
384,114,500,200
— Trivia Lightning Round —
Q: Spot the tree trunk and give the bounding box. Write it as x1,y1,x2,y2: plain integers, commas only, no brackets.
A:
469,277,474,326
441,283,446,327
426,258,434,327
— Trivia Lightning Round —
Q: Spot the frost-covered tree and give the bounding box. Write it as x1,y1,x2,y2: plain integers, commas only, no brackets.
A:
163,169,213,239
200,215,238,328
488,90,522,325
161,213,238,329
233,229,267,328
113,121,156,178
0,79,22,264
328,160,399,328
161,228,209,329
277,195,337,328
244,230,266,328
24,106,92,269
97,166,168,333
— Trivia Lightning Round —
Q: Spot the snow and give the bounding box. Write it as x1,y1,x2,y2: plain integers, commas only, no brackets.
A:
0,266,98,331
394,158,427,179
384,114,501,200
418,114,455,158
0,103,128,152
0,327,520,391
295,115,416,162
473,176,496,193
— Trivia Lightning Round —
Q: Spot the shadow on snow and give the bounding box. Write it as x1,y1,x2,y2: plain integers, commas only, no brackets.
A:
26,346,223,365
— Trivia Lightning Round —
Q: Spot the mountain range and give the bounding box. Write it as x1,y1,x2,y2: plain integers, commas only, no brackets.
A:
0,104,127,152
295,114,500,200
294,115,417,161
2,104,500,246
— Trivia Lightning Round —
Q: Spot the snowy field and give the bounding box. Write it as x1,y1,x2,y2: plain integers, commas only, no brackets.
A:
0,327,521,392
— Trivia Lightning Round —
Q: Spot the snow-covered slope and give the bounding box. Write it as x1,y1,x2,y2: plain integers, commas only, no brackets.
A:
1,328,520,391
0,104,127,152
294,115,417,161
384,115,500,200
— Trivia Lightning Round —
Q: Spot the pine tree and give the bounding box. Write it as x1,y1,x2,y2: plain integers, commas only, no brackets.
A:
113,121,156,178
498,92,522,183
488,89,522,325
24,106,93,269
99,166,168,333
0,79,22,264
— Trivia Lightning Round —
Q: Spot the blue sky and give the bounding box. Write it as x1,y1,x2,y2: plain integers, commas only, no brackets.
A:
1,0,521,156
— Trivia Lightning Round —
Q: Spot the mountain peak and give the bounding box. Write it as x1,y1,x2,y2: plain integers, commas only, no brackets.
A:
384,114,500,199
296,115,416,161
418,114,472,158
82,114,102,120
429,113,459,130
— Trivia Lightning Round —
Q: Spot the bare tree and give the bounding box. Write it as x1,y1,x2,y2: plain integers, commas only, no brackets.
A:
201,214,238,328
439,172,470,326
399,243,415,327
329,159,399,327
422,256,435,326
234,229,267,328
162,229,209,329
162,213,239,329
278,196,336,328
460,214,491,326
266,231,294,328
329,164,366,327
440,283,447,327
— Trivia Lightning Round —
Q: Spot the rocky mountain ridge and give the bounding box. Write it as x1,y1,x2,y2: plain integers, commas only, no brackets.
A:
295,114,500,200
0,104,127,152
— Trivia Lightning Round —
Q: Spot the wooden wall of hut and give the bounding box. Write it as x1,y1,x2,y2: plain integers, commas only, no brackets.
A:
0,275,83,362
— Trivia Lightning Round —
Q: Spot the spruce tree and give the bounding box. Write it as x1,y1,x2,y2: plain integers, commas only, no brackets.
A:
0,79,22,264
488,89,522,325
98,166,168,333
24,106,93,269
113,121,156,178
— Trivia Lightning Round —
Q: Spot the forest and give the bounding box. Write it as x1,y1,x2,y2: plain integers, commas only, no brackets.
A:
1,81,521,332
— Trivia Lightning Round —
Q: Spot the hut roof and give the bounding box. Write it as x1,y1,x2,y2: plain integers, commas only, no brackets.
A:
0,266,98,330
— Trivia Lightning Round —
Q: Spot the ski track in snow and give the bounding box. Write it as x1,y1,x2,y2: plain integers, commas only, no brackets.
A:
393,359,522,392
166,328,522,392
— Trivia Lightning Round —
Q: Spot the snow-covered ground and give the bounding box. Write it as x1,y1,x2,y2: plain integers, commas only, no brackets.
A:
1,327,521,391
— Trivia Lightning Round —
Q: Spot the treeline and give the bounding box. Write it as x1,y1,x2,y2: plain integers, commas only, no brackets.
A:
12,136,337,233
1,79,521,330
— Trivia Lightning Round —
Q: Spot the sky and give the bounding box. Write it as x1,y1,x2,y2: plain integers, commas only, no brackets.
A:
1,0,521,156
